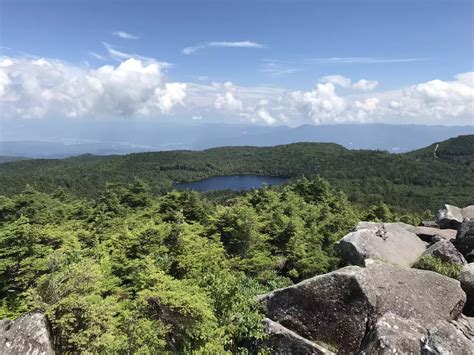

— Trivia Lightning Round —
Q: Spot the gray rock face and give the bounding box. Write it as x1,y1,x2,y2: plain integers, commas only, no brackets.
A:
460,263,474,316
262,318,334,355
455,219,474,262
359,313,427,354
259,260,466,354
421,240,467,265
0,312,54,355
436,204,474,229
422,316,474,354
335,223,428,267
405,226,457,244
360,313,474,355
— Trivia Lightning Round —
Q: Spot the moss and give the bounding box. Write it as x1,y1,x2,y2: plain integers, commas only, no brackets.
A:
413,256,462,279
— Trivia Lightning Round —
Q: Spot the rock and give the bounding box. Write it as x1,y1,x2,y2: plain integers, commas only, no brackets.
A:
360,313,474,355
460,263,474,316
422,220,439,228
356,221,457,244
0,312,54,355
436,204,474,229
359,313,426,354
405,226,457,244
455,219,474,262
422,316,474,354
420,240,467,265
261,318,334,355
259,260,465,354
335,222,428,267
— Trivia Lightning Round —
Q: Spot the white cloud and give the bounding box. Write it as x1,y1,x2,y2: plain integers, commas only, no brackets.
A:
320,75,352,88
113,31,139,40
287,72,473,124
305,57,428,64
213,82,243,112
320,76,378,91
1,54,472,127
290,83,347,124
89,51,106,60
0,56,186,119
260,61,300,76
183,41,265,55
352,79,378,91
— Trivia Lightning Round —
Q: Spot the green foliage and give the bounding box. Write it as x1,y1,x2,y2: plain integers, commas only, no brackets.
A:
0,177,429,352
413,256,462,279
1,138,473,212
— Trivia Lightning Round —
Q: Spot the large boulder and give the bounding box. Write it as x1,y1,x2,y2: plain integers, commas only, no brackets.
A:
454,219,474,262
259,260,465,354
360,313,474,354
420,240,467,265
359,313,427,354
460,263,474,316
421,316,474,354
335,222,428,267
404,226,457,244
436,204,474,229
261,318,334,354
0,312,54,355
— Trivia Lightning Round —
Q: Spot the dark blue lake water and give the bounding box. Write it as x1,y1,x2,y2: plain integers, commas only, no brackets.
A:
175,175,288,191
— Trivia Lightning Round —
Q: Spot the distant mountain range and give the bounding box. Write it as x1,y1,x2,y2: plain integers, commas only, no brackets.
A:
1,121,473,159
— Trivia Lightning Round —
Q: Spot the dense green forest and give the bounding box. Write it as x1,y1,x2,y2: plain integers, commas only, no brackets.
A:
0,136,472,352
1,177,418,353
0,135,473,213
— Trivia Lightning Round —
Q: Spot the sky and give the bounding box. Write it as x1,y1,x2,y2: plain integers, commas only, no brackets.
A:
0,0,473,127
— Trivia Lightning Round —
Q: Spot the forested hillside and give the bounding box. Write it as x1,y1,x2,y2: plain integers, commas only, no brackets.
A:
0,136,473,212
0,177,414,353
408,134,474,164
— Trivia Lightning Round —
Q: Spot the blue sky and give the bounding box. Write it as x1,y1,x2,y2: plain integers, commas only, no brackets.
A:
0,0,473,126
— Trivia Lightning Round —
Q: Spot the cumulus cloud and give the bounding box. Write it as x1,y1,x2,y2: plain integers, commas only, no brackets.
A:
113,31,139,40
0,56,186,119
320,75,378,91
352,79,378,91
289,72,473,124
320,75,352,88
290,83,347,124
183,41,264,55
213,82,243,112
1,54,472,127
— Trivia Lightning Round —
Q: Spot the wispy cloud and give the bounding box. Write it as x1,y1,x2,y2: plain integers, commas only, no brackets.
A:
102,42,172,67
89,51,106,60
304,57,428,64
112,31,139,40
260,61,300,76
183,41,265,55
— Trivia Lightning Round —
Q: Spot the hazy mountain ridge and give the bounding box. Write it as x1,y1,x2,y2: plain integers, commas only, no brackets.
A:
1,122,473,158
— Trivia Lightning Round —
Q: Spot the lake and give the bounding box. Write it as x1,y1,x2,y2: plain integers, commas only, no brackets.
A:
174,175,288,191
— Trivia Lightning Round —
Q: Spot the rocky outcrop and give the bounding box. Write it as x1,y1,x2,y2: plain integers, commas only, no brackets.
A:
404,226,457,244
0,312,54,355
259,260,466,354
262,318,334,354
422,316,474,354
436,204,474,229
455,219,474,262
359,312,427,354
460,263,474,316
420,239,467,265
335,223,428,267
